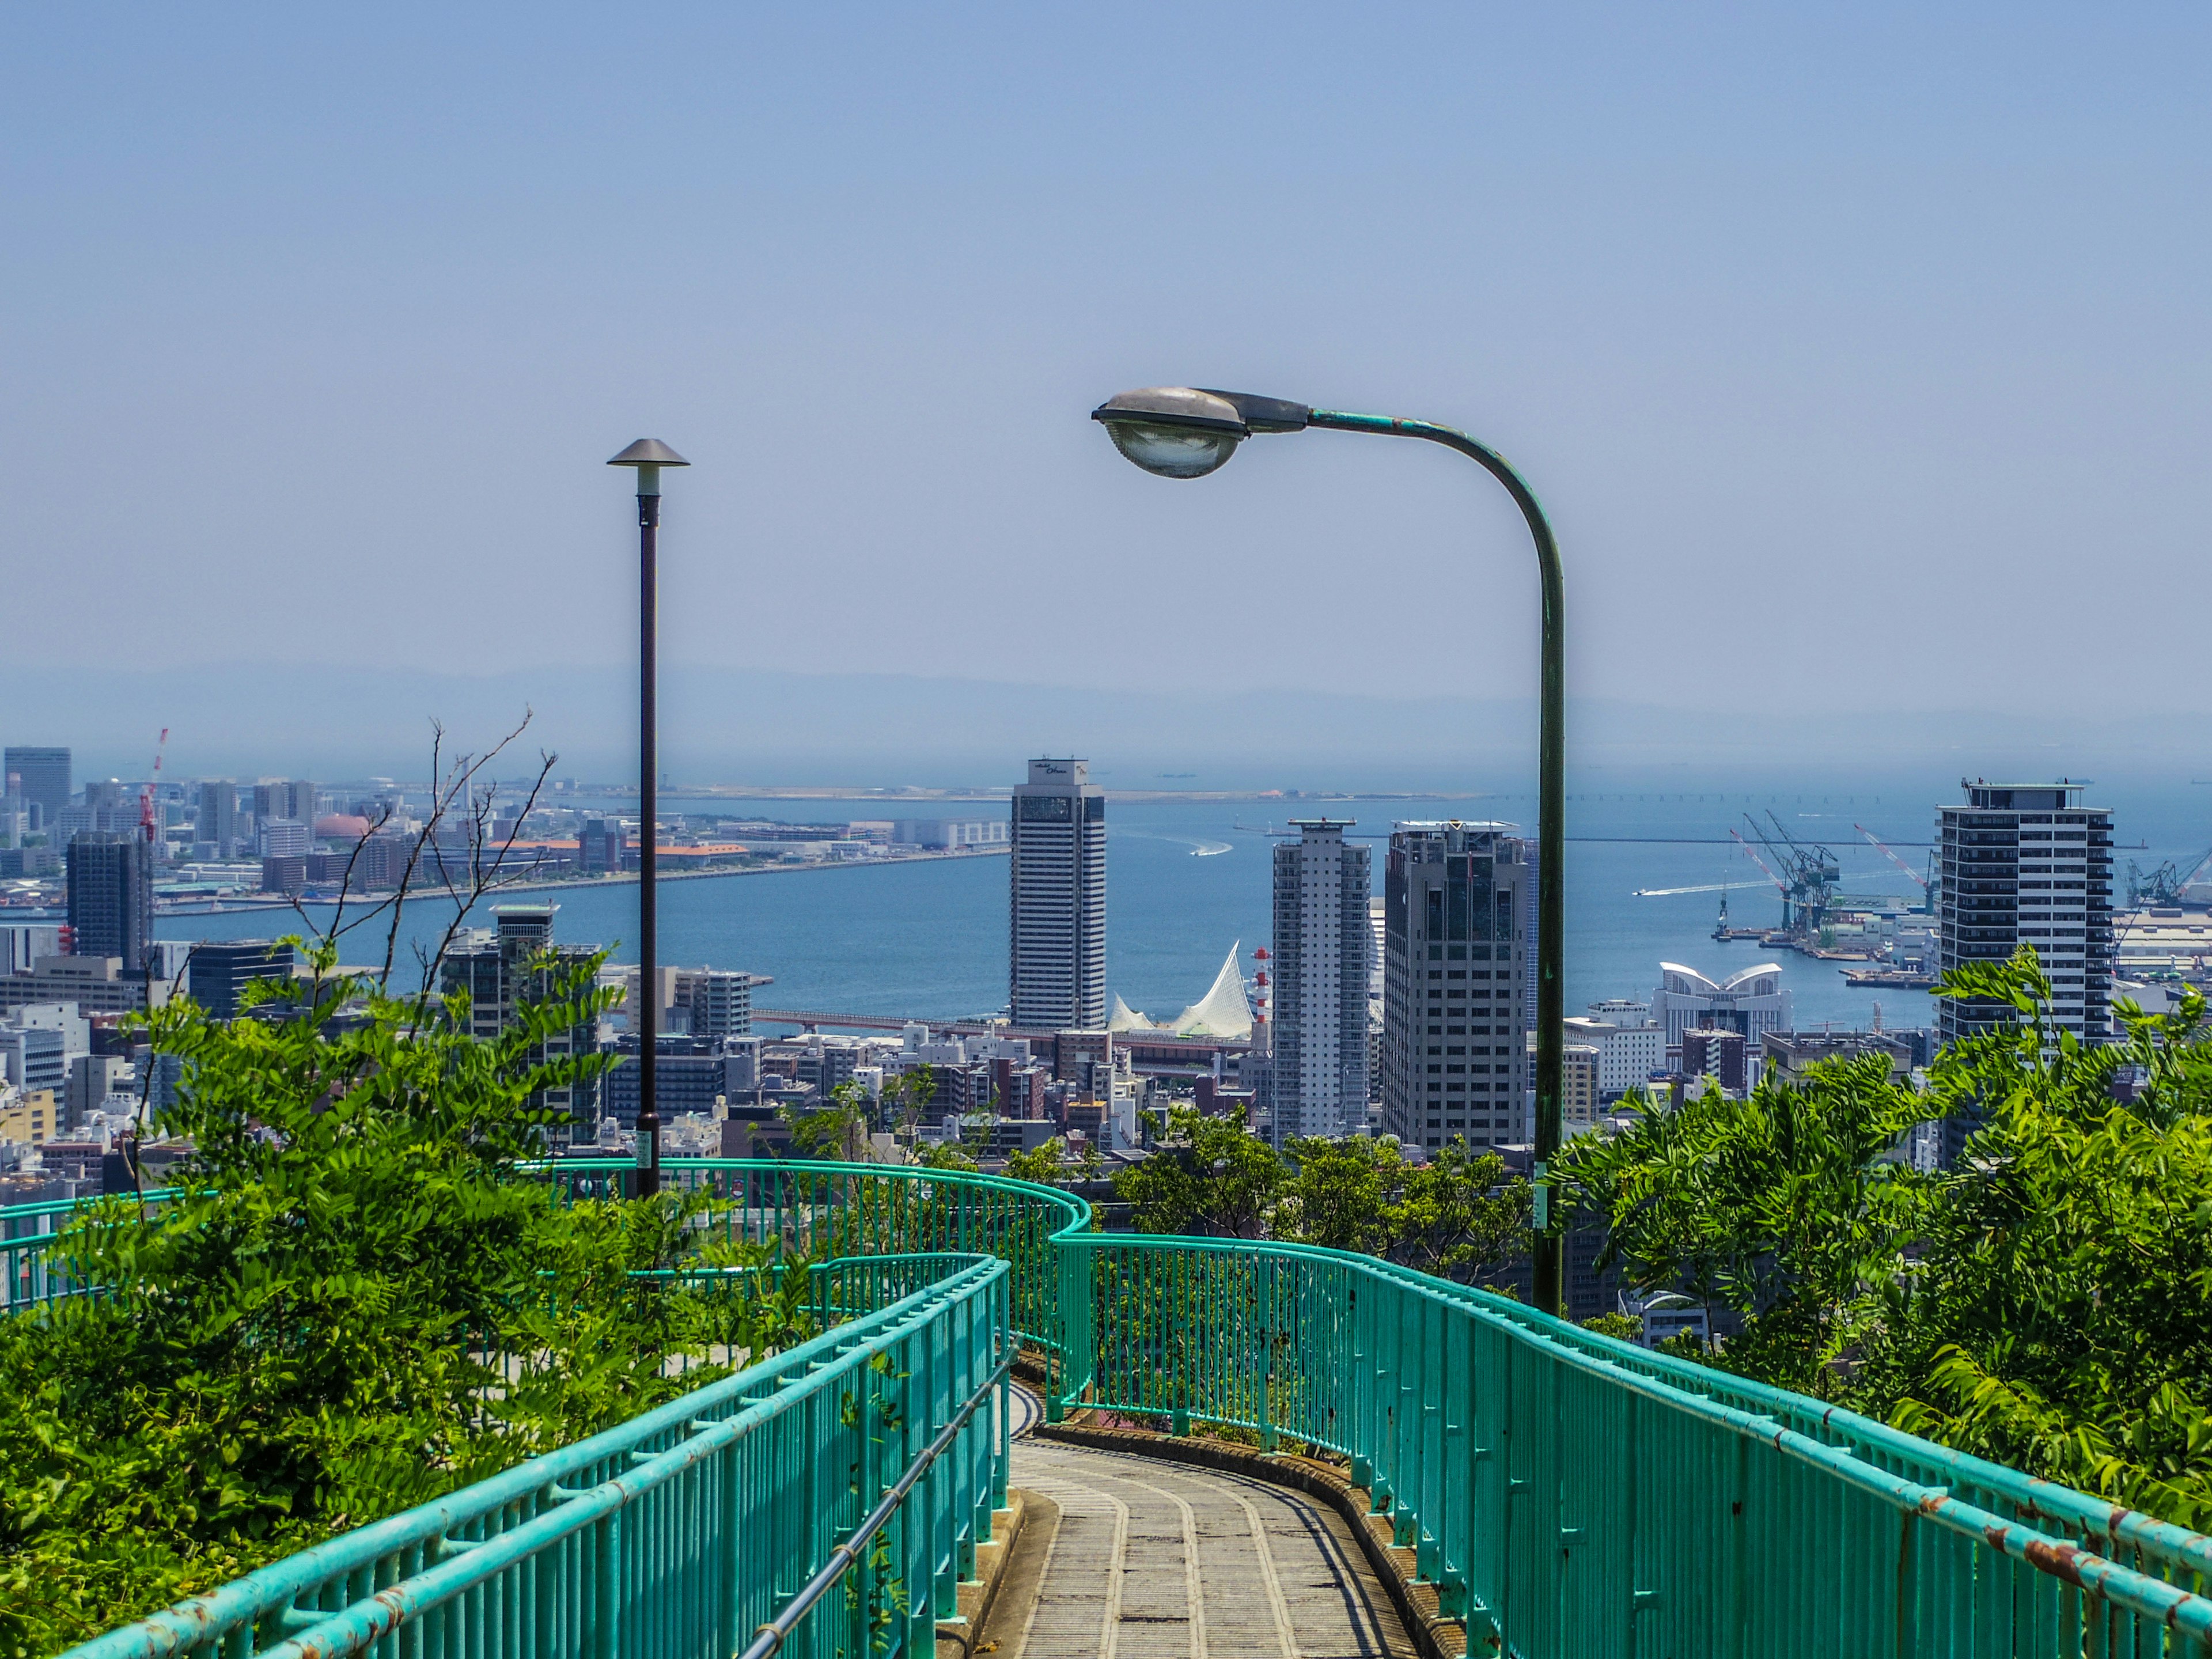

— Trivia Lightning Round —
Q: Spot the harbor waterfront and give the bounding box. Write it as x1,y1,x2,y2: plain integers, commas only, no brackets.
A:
145,775,2210,1033
131,772,2208,1034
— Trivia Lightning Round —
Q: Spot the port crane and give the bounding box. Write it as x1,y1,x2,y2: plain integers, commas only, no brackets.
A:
2127,845,2212,907
1854,823,1929,891
1739,812,1841,934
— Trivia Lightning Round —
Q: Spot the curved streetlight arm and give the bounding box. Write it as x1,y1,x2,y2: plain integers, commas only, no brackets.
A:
1305,408,1567,1316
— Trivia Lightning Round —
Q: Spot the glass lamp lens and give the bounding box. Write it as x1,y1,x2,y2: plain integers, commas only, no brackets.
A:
1105,420,1243,479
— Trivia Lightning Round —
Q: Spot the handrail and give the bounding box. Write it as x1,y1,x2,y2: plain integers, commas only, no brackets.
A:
65,1248,1010,1659
1067,1226,2212,1654
736,1350,1012,1659
37,1159,2212,1657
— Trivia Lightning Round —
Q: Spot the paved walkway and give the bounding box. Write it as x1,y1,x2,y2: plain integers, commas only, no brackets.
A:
991,1393,1416,1659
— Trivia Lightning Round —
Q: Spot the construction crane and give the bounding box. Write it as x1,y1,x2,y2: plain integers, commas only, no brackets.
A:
2127,845,2212,907
1855,823,1929,891
1741,812,1840,935
138,728,169,845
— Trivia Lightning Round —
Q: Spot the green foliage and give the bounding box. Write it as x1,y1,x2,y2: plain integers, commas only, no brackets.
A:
1580,1311,1643,1343
1275,1134,1531,1283
1558,944,2212,1529
785,1081,874,1161
1556,1048,1932,1396
0,941,819,1654
1113,1105,1283,1236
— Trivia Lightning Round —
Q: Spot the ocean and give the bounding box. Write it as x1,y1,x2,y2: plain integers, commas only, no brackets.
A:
153,771,2212,1035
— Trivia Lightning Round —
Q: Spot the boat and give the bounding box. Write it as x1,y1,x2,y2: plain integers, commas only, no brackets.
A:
1840,967,1937,989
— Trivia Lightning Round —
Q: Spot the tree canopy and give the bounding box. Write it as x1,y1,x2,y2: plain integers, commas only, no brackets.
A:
1556,946,2212,1529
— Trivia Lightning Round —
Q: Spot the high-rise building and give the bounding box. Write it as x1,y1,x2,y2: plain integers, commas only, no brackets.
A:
197,782,240,855
259,820,311,859
253,780,316,823
1380,821,1532,1153
673,968,763,1038
1680,1027,1749,1093
578,817,627,874
1268,820,1371,1145
1009,757,1106,1029
3,748,70,824
188,940,298,1020
66,832,154,973
439,906,601,1141
1936,779,2114,1050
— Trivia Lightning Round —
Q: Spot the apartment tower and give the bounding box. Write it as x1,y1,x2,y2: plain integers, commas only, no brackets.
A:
65,831,154,973
1269,820,1371,1145
1008,757,1107,1029
1936,780,2114,1050
1381,821,1531,1153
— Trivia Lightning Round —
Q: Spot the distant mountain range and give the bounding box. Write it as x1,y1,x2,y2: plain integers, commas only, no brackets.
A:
0,662,2173,789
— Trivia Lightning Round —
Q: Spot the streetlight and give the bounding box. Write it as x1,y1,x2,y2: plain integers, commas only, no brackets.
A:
1091,388,1569,1315
608,437,690,1198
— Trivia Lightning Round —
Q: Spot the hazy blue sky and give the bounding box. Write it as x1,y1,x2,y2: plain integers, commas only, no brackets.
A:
4,5,2207,779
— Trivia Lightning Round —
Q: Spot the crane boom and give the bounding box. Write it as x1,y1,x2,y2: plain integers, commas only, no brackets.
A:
139,728,169,845
1855,823,1929,890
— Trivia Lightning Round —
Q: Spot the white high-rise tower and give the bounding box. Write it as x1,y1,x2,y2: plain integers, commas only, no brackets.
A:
1270,820,1372,1145
1009,757,1107,1029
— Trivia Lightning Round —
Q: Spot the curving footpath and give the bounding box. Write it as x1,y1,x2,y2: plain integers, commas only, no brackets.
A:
990,1389,1416,1659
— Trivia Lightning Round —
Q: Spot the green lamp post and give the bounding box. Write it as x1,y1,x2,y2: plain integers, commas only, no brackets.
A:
1090,388,1569,1315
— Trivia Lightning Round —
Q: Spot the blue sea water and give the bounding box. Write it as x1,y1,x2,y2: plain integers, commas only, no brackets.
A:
156,771,2212,1036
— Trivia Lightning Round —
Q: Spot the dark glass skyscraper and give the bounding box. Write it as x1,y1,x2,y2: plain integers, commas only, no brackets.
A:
65,830,154,972
3,747,70,825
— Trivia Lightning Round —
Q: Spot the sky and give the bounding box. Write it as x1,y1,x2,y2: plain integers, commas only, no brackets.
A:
4,5,2209,783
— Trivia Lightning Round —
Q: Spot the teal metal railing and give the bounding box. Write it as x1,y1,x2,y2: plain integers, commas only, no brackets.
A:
26,1158,2212,1657
1069,1230,2212,1657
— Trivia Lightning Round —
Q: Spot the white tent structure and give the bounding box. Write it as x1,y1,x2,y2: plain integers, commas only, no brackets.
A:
1107,944,1253,1040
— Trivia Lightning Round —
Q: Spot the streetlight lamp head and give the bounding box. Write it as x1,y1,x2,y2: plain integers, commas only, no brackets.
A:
1090,388,1312,479
608,438,690,495
1091,387,1248,479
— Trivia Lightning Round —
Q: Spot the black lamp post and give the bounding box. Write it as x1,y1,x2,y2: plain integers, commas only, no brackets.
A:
1090,388,1569,1315
608,438,690,1198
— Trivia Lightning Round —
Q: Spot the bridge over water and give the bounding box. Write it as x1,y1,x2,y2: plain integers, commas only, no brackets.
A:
26,1161,2212,1659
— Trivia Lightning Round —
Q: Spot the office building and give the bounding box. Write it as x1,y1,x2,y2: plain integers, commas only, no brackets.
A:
259,820,312,859
1650,963,1792,1048
1562,1044,1600,1132
893,819,1009,850
1268,819,1371,1145
1562,1013,1666,1099
578,818,626,875
197,782,240,855
601,1034,726,1126
0,1024,67,1096
0,956,151,1014
1936,779,2114,1050
66,831,154,973
253,780,317,823
67,1054,132,1131
1009,757,1106,1029
188,940,298,1020
1380,821,1532,1152
1,926,65,978
3,747,70,823
1680,1028,1748,1093
440,906,601,1141
672,968,762,1038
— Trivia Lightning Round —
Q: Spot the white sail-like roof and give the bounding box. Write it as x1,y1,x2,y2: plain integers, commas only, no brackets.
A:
1104,944,1254,1040
1107,994,1153,1033
1169,944,1253,1039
